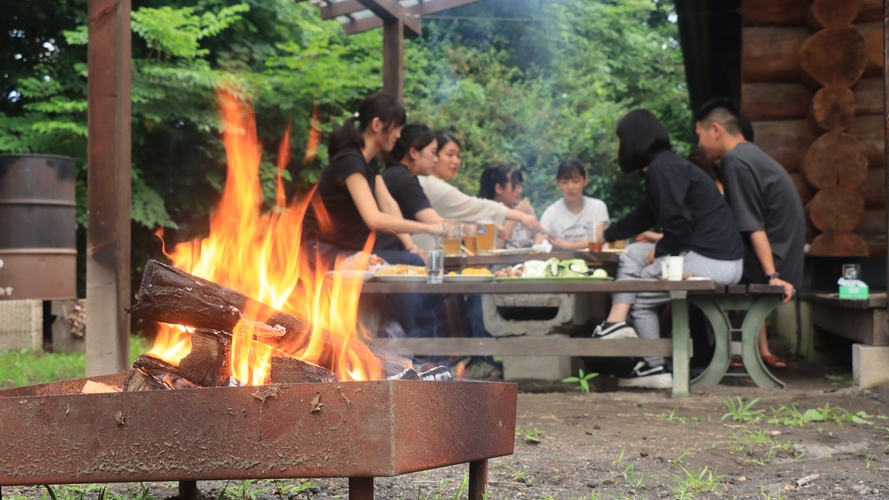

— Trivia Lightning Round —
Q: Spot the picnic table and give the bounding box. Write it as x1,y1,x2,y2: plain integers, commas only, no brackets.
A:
444,249,620,271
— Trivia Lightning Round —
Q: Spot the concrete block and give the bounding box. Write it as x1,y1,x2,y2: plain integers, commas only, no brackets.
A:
852,344,889,389
503,352,575,381
482,293,576,337
0,299,42,351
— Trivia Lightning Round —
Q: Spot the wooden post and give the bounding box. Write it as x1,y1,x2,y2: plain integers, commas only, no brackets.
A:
382,17,404,102
468,459,488,500
86,0,132,375
884,0,889,292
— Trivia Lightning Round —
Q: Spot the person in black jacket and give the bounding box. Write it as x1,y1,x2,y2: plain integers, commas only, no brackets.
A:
593,109,745,389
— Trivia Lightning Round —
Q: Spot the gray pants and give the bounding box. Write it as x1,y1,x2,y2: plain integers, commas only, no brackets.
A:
613,243,743,367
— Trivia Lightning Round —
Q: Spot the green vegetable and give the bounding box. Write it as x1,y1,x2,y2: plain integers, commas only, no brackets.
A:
545,258,561,277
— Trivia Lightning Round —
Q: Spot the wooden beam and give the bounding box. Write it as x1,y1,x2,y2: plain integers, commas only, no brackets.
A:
356,0,421,36
86,0,132,375
320,0,363,20
382,17,404,102
344,0,481,35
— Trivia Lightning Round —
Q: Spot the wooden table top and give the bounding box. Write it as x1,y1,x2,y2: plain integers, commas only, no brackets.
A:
360,278,717,295
444,250,620,270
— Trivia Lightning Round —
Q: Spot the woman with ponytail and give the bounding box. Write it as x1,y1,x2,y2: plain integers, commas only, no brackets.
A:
478,165,542,249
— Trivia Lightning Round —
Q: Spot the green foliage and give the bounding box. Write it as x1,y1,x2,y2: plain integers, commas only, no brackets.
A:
721,397,762,424
562,368,598,393
668,466,726,500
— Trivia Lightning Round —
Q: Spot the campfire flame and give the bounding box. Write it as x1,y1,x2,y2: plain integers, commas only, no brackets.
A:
149,91,383,384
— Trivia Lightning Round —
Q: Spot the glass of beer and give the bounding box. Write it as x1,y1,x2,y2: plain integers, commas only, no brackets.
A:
442,218,462,256
587,222,608,252
477,220,497,254
461,222,478,255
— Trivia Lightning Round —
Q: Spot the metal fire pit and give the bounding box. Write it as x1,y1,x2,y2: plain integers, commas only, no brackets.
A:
0,376,517,500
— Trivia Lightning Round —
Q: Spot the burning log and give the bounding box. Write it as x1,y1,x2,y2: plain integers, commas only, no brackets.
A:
270,356,336,383
178,329,231,387
128,259,412,376
124,354,201,392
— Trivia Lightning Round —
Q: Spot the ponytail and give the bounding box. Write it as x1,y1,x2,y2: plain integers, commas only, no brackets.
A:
479,164,521,200
328,93,407,158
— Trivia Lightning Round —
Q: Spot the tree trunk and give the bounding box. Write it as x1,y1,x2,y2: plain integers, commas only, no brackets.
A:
790,173,814,204
847,115,885,168
858,167,886,208
742,27,810,82
807,0,860,31
810,231,871,256
808,86,856,133
751,119,816,172
741,82,813,121
127,259,412,376
742,0,810,27
802,132,868,188
799,27,868,87
807,186,866,232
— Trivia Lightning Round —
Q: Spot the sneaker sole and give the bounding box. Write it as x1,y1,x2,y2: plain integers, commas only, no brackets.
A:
618,373,673,389
594,328,639,340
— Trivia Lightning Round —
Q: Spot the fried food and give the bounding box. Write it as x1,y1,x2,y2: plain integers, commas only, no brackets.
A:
376,264,427,276
494,264,524,278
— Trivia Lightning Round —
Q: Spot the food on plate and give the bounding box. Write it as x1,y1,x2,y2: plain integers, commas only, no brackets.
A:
494,259,609,279
592,268,609,278
447,267,492,276
376,264,427,276
494,264,524,278
338,252,385,272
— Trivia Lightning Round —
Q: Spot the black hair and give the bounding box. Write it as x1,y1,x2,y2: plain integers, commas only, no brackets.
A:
615,109,673,173
435,132,461,152
479,164,523,200
328,93,407,158
686,148,718,183
693,98,754,141
556,158,586,180
387,123,436,165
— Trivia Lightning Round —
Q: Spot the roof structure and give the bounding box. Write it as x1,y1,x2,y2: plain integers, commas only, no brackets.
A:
301,0,483,100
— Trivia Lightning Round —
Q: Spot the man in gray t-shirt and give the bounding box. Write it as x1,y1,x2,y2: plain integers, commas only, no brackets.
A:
694,102,804,300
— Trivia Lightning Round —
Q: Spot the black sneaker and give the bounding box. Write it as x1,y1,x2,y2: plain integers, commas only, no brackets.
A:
592,321,639,339
618,361,673,389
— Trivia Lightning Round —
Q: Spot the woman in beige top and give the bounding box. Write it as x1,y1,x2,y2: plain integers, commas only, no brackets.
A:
414,133,540,250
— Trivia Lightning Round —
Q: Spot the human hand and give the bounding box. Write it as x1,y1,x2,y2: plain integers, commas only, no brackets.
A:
646,246,656,265
522,213,541,232
769,277,794,305
409,247,428,264
636,231,663,244
515,199,533,214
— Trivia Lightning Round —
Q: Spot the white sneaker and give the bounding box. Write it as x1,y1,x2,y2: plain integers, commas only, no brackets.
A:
618,361,673,389
592,321,638,339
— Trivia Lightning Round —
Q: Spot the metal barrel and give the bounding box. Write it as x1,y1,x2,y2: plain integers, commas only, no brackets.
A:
0,154,77,300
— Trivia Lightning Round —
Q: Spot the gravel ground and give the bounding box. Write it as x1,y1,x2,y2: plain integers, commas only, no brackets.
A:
4,360,889,500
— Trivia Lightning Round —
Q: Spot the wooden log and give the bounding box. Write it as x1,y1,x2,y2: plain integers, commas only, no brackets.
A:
807,186,866,232
741,82,813,121
178,329,230,387
853,77,883,116
854,0,883,23
127,259,412,376
847,114,885,168
808,86,856,133
123,354,201,392
751,120,816,172
857,231,887,256
858,167,885,208
742,0,810,27
270,356,337,384
852,22,884,75
810,231,870,256
790,173,814,204
802,132,868,188
807,0,860,31
799,27,868,87
742,27,809,82
855,209,885,233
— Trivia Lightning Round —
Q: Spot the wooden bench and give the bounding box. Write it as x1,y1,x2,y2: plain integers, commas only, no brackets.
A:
362,280,785,396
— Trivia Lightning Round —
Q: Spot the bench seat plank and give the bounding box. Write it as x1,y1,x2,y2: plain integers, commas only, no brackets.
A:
367,338,674,357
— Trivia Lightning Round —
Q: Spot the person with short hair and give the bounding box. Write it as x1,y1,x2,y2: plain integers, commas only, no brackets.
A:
595,109,745,389
538,159,609,250
693,98,805,369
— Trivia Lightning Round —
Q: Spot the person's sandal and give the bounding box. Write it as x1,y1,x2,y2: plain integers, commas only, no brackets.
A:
761,355,787,369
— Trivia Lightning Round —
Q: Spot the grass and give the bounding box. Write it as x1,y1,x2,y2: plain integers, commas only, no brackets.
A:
721,397,762,424
0,336,150,389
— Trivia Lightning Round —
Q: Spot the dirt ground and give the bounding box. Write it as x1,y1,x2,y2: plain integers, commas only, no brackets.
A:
3,360,889,500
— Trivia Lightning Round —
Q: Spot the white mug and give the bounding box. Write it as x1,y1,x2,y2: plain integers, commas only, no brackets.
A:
662,256,684,281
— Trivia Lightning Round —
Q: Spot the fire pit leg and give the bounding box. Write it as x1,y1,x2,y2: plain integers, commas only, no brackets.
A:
348,477,373,499
178,480,197,500
468,459,488,500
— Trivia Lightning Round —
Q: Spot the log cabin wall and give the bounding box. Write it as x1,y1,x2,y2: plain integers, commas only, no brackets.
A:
741,0,886,257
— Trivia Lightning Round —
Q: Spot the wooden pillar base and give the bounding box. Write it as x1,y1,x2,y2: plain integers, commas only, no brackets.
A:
349,477,374,500
178,480,197,500
468,459,488,500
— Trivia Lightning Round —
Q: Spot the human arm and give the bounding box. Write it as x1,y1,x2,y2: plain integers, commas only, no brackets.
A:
549,237,589,250
636,231,663,243
646,163,692,257
603,199,657,242
421,176,510,224
750,230,794,304
345,173,437,235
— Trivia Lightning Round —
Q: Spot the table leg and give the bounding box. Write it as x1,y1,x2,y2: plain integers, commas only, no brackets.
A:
688,297,734,387
740,296,785,389
468,459,488,500
349,477,374,500
178,481,197,500
670,291,689,397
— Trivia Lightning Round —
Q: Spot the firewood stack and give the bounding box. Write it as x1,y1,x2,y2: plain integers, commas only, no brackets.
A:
741,0,885,256
122,259,419,391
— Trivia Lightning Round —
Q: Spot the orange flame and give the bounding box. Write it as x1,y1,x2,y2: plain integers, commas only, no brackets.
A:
153,90,383,384
303,104,321,165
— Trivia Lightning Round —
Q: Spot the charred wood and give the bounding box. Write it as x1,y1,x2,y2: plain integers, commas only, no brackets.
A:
270,356,337,384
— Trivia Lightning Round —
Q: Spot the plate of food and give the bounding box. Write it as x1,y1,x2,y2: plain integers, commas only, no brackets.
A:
492,258,613,281
374,264,428,283
443,267,494,283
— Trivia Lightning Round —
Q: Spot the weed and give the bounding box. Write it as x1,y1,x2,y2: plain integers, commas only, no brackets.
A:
614,449,626,468
759,484,786,500
660,408,686,424
562,369,598,393
722,397,762,423
672,448,692,465
667,466,727,499
866,454,877,468
272,479,319,497
524,428,544,444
